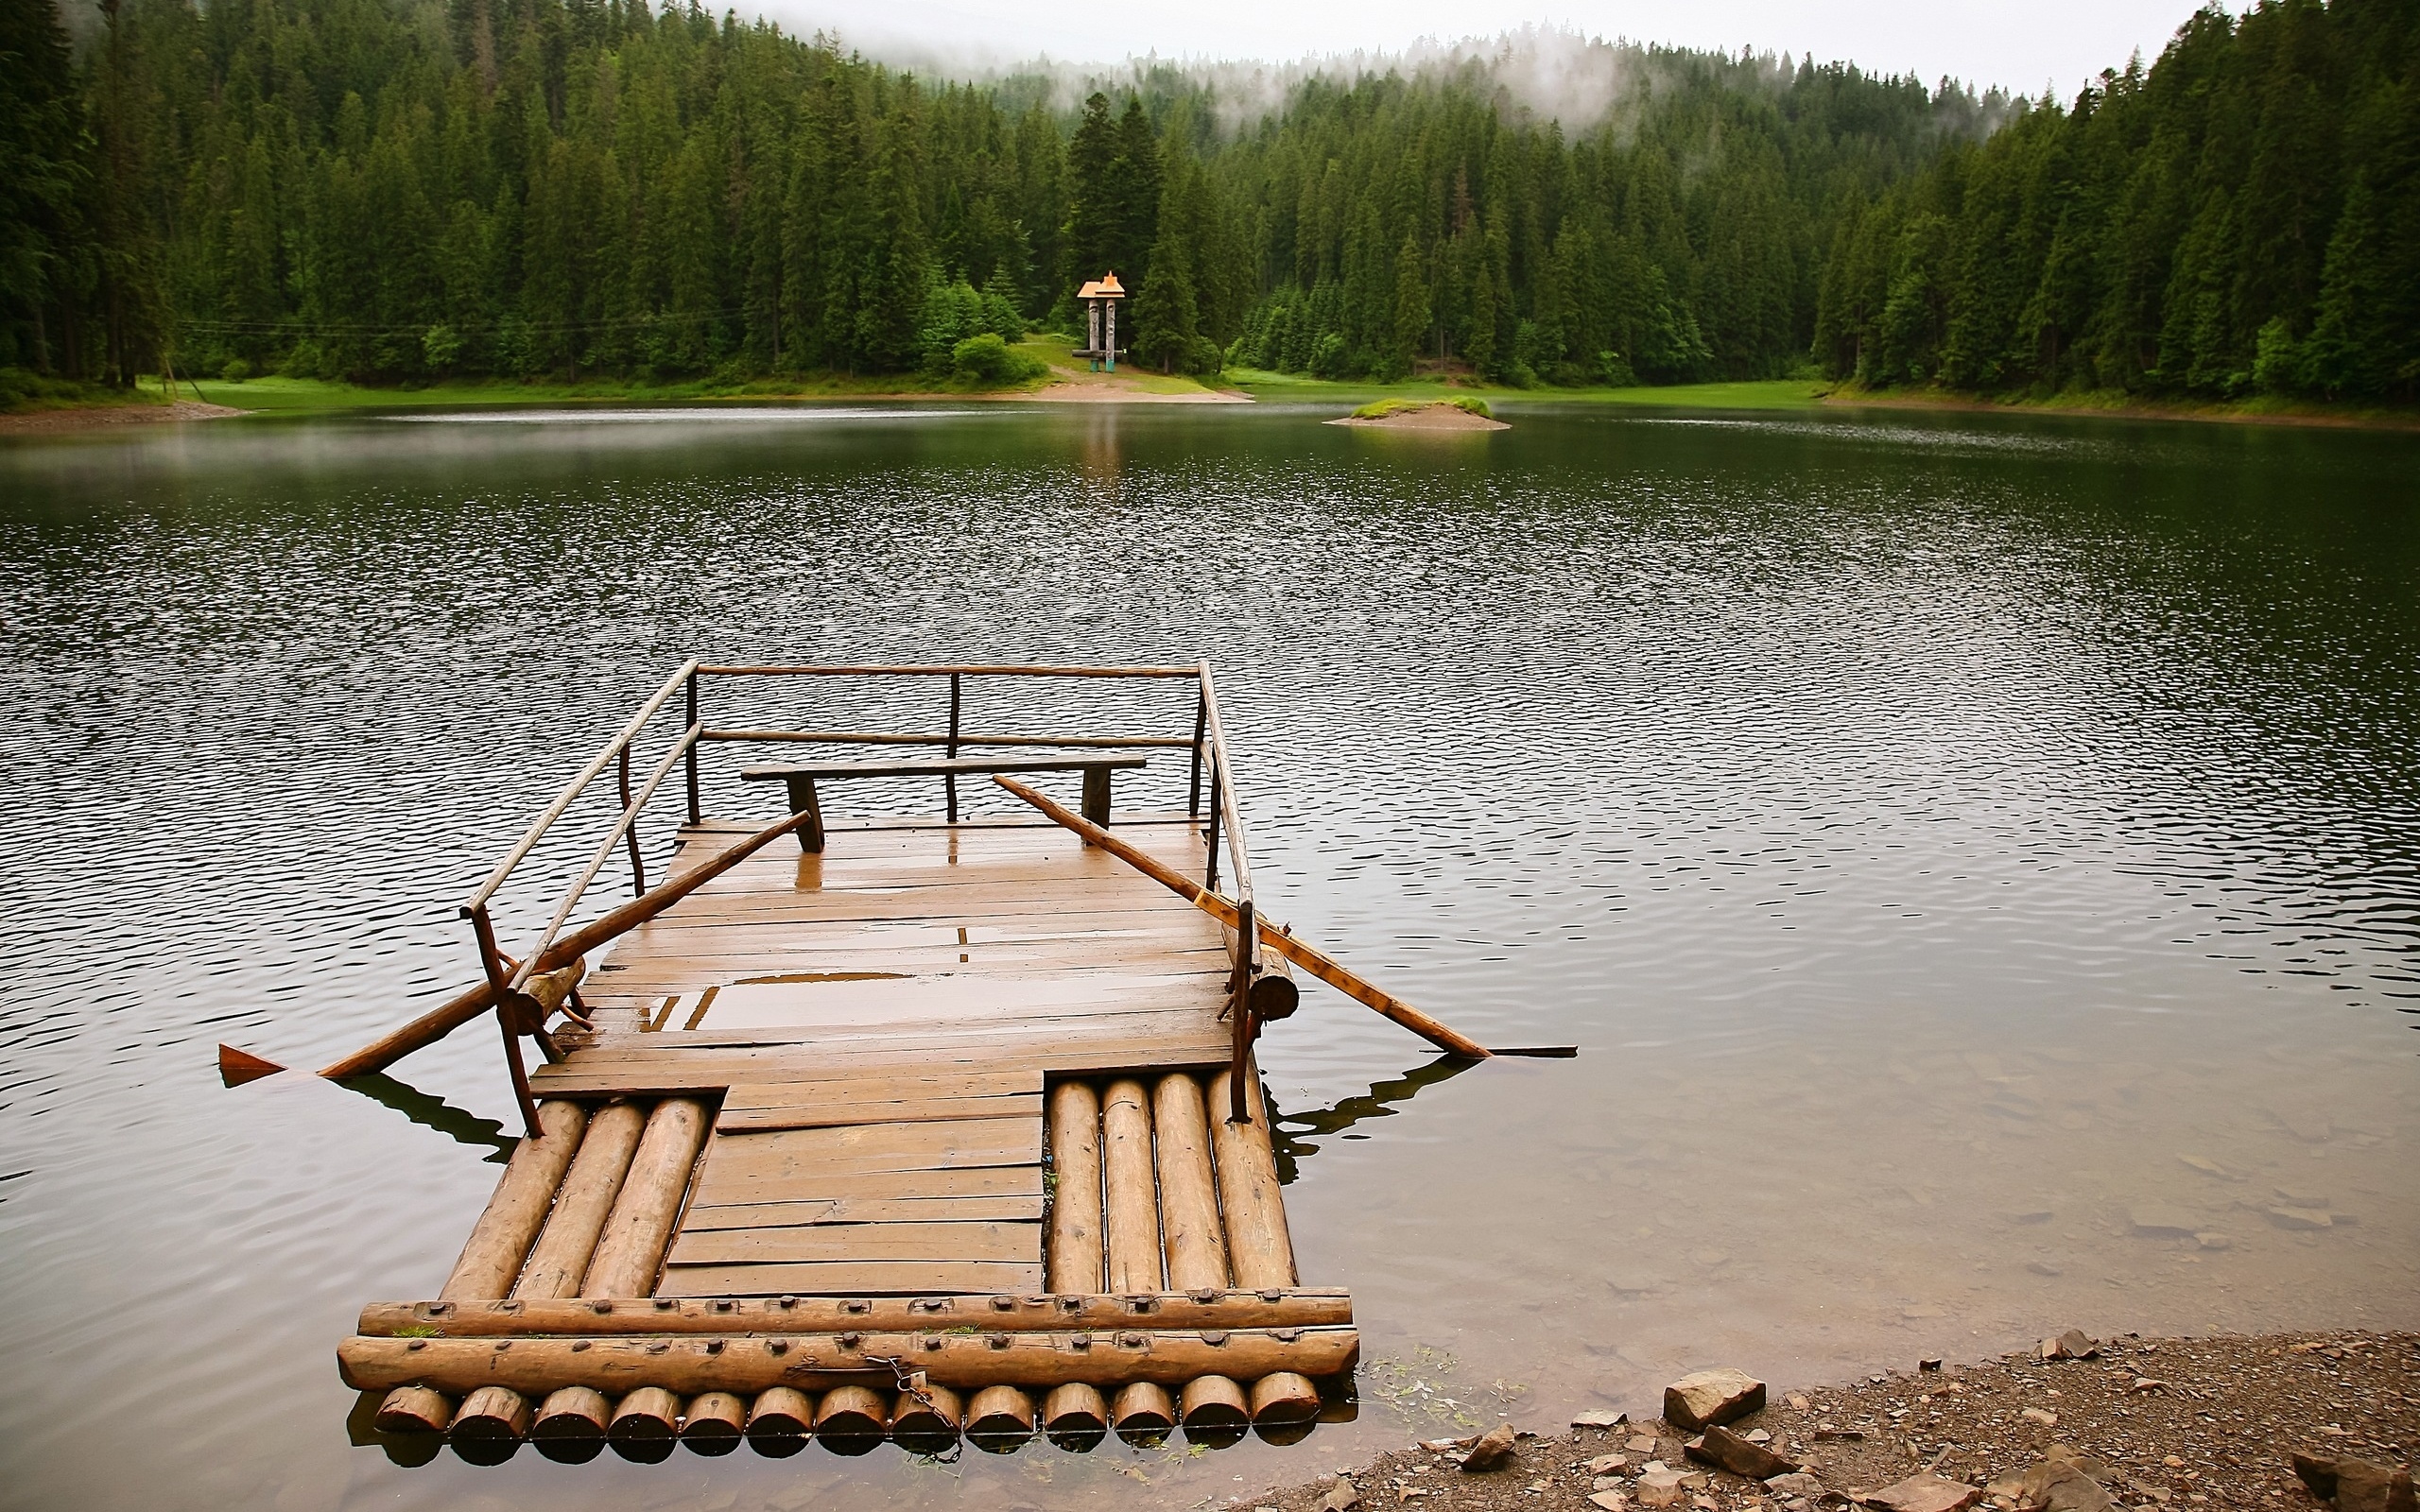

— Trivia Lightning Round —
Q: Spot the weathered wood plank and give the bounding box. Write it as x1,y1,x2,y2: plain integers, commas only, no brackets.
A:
721,1069,1039,1109
675,1194,1045,1230
656,1260,1045,1297
667,1219,1039,1266
682,1163,1042,1206
719,1091,1043,1133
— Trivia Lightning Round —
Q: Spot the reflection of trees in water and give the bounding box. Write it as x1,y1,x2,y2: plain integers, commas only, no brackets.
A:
1265,1055,1477,1183
336,1071,517,1162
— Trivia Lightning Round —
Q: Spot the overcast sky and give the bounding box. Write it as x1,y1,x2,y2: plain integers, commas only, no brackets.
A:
752,0,2212,102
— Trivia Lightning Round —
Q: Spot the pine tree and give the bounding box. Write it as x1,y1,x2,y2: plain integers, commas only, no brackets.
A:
1390,233,1429,377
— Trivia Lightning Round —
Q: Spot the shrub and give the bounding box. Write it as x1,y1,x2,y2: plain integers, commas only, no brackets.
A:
951,332,1046,386
220,356,253,382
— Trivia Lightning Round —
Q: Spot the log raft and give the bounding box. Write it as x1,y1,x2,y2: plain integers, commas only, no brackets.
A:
348,809,1357,1456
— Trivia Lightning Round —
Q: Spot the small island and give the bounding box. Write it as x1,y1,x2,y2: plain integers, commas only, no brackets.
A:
1326,398,1510,431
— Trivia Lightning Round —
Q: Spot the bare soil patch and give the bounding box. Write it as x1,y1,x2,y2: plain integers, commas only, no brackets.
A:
0,399,247,436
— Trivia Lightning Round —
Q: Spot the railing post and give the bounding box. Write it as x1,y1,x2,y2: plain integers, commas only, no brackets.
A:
683,668,701,826
1228,897,1255,1124
1187,685,1207,818
469,906,543,1140
617,745,647,896
945,672,962,823
1202,752,1222,894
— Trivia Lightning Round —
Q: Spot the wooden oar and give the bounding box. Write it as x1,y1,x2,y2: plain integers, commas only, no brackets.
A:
992,775,1494,1059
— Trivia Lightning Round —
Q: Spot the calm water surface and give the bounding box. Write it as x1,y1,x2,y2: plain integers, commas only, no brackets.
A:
3,401,2416,1511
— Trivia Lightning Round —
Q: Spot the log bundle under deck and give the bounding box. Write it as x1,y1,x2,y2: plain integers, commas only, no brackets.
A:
348,813,1354,1456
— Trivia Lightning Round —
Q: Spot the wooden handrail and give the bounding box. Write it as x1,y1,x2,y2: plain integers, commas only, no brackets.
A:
461,660,700,914
701,729,1191,749
1196,660,1255,907
993,776,1493,1059
509,725,699,991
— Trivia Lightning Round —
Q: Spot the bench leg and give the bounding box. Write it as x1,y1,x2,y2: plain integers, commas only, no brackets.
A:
786,776,825,853
1082,766,1112,827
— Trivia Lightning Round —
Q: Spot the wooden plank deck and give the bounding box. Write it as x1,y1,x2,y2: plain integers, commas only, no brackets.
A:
528,813,1234,1298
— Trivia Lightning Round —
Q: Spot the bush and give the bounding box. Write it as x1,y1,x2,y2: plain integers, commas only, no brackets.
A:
220,356,253,382
950,333,1046,386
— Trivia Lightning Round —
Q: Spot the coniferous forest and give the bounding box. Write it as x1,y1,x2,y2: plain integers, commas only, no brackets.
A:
3,0,2414,401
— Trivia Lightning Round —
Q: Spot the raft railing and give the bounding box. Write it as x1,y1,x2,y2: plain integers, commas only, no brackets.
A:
319,661,1273,1135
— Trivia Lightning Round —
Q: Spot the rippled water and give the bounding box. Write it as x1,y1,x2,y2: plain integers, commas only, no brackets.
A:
3,401,2416,1511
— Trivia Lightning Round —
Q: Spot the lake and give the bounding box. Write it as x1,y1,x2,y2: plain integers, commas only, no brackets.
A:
2,399,2414,1511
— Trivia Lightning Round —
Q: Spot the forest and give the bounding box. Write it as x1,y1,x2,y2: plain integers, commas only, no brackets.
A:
2,0,2413,402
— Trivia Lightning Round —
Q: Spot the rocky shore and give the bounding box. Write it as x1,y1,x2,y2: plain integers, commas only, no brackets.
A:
1253,1332,2412,1512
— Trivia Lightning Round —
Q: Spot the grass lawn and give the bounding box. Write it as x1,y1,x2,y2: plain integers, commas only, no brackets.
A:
1228,369,1830,410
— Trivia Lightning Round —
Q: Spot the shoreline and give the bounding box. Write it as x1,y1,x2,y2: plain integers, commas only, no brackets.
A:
1818,387,2420,434
0,399,249,435
1256,1330,2412,1512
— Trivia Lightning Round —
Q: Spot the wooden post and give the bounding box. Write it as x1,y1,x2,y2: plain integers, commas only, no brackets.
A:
1045,1081,1104,1294
1043,1383,1108,1450
513,1099,647,1298
813,1383,889,1453
1151,1074,1230,1292
1099,1078,1160,1293
680,1391,748,1454
746,1386,815,1453
784,775,824,853
472,905,543,1139
1111,1382,1175,1446
441,1099,588,1299
617,745,646,896
993,775,1495,1058
1203,753,1223,893
683,669,701,825
1229,897,1255,1123
373,1386,454,1435
945,672,961,823
581,1097,708,1297
965,1384,1037,1452
1187,686,1207,817
1181,1375,1251,1442
1081,765,1112,825
450,1385,533,1442
890,1383,963,1455
531,1386,612,1449
1208,1065,1297,1289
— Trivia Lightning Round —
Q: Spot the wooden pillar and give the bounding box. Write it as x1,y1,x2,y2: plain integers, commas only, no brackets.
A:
784,775,825,853
1151,1073,1230,1292
814,1383,888,1454
965,1384,1036,1452
1111,1381,1174,1446
1081,765,1112,825
1045,1081,1104,1294
680,1391,747,1454
1043,1383,1109,1451
1099,1078,1160,1293
891,1383,963,1455
441,1098,588,1299
1207,1064,1296,1289
513,1099,647,1298
581,1097,708,1297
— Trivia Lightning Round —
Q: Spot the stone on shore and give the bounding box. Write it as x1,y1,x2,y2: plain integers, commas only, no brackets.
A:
2126,1204,2200,1237
1663,1367,1767,1431
2297,1455,2419,1512
1460,1422,1518,1472
1685,1423,1799,1479
1321,1475,1360,1512
1856,1471,1983,1511
2039,1329,2099,1361
1633,1468,1686,1507
1992,1459,2116,1511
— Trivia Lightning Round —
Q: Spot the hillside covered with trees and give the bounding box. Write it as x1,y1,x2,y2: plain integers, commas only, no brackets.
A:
3,0,2413,404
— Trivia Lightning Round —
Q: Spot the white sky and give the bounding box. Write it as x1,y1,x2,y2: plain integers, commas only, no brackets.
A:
755,0,2214,101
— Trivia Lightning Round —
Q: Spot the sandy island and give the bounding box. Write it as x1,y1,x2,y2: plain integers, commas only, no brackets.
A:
1327,400,1511,431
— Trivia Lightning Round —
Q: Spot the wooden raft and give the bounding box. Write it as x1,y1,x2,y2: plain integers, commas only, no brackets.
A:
344,814,1354,1457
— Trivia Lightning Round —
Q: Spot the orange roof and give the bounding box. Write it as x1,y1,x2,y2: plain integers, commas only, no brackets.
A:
1077,272,1126,299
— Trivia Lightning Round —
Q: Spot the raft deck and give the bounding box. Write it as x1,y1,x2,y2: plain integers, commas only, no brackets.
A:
340,663,1354,1457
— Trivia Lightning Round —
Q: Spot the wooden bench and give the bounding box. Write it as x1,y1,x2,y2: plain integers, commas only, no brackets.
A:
740,755,1148,851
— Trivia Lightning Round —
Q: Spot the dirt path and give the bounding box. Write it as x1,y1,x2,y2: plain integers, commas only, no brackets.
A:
0,400,248,436
1263,1331,2413,1511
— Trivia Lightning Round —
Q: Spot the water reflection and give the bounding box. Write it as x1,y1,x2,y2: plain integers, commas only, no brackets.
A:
333,1073,517,1163
1270,1055,1479,1180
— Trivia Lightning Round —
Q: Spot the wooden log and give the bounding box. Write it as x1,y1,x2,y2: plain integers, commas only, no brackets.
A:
513,1100,648,1298
1223,926,1300,1022
1249,1371,1322,1427
338,1328,1362,1396
605,1383,682,1441
531,1386,611,1444
450,1385,532,1441
373,1385,454,1435
361,1290,1354,1337
890,1382,963,1455
1099,1078,1160,1293
1042,1383,1108,1450
679,1390,747,1454
1151,1073,1230,1292
1207,1065,1297,1289
1045,1080,1104,1294
745,1385,815,1447
994,775,1491,1056
441,1100,590,1300
964,1384,1036,1452
1112,1381,1175,1446
813,1383,888,1453
1180,1375,1251,1442
581,1097,708,1297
